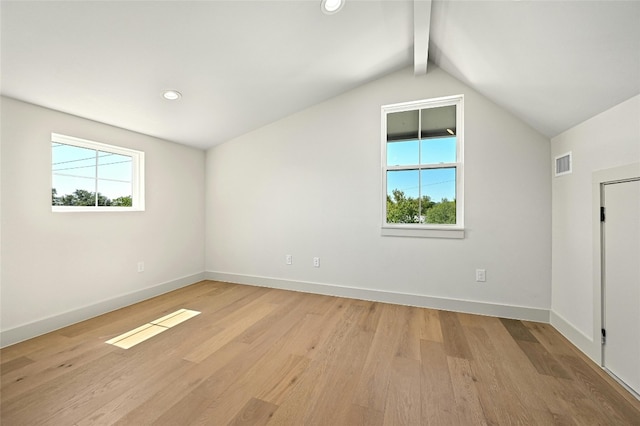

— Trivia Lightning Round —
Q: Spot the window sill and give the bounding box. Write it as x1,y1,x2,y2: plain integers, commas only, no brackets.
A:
381,225,464,239
52,206,145,213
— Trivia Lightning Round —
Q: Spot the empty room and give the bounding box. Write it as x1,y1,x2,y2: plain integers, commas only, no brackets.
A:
1,0,639,424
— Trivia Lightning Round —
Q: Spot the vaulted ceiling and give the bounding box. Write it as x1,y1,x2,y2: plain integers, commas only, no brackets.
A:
2,1,638,149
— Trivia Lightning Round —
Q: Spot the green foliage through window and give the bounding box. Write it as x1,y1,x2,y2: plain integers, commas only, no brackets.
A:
386,189,456,224
52,188,132,207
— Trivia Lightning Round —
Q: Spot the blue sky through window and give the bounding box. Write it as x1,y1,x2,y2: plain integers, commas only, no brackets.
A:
387,136,456,166
52,143,132,200
386,136,456,201
387,168,455,201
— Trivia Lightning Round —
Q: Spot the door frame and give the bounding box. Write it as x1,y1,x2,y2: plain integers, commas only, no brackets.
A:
599,177,640,398
591,162,640,367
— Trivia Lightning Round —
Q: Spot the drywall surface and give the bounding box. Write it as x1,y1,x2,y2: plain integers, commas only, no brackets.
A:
206,65,551,317
0,97,206,345
551,94,640,358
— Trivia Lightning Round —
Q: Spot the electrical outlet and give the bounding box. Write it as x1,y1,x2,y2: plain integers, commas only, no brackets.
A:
137,261,145,273
313,257,320,268
475,269,486,282
286,254,292,265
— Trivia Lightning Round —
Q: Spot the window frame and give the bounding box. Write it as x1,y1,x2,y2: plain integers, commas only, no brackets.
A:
381,95,464,239
51,133,145,212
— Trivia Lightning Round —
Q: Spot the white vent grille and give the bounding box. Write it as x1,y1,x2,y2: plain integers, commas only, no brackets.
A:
555,152,572,176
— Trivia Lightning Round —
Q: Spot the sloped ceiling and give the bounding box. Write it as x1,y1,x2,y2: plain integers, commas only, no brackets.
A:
430,0,640,138
1,1,639,149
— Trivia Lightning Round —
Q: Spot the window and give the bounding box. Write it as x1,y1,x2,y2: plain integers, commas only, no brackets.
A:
51,133,145,211
381,95,464,238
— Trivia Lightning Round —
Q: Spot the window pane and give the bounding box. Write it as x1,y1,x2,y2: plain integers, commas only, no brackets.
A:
97,152,131,180
387,110,419,141
52,143,96,179
97,151,132,205
421,136,456,164
52,174,97,206
98,180,132,206
52,143,97,206
387,140,419,166
420,168,456,224
386,170,420,223
421,105,456,138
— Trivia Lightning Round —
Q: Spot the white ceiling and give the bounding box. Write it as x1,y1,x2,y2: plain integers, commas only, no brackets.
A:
2,1,639,150
429,0,640,138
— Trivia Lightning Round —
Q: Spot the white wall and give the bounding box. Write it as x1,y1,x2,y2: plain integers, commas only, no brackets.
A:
0,97,206,346
551,94,640,361
206,66,552,320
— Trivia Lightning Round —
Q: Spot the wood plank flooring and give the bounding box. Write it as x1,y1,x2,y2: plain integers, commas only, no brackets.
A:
1,280,639,425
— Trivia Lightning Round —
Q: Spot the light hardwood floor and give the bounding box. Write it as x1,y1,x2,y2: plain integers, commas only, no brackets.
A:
1,281,639,425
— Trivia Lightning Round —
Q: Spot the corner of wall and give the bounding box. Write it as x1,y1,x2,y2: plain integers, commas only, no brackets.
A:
0,272,205,349
550,309,600,363
206,271,550,323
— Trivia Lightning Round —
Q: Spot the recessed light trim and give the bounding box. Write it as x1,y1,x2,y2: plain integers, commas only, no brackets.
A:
162,90,182,100
321,0,344,15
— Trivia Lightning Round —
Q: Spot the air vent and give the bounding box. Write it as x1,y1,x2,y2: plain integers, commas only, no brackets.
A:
555,152,572,176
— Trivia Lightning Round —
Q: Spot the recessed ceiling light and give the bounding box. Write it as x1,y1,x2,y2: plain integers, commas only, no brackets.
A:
162,90,182,100
321,0,344,14
446,128,455,135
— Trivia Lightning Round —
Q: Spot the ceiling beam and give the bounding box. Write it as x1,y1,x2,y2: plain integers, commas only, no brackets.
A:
414,0,432,75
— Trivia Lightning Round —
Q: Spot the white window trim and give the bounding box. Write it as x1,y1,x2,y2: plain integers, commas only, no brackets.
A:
51,133,145,212
381,95,464,239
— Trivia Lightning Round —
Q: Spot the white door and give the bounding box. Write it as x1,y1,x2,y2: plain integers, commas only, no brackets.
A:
603,179,640,395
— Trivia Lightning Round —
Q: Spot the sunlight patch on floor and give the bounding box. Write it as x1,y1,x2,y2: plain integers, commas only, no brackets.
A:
106,309,201,349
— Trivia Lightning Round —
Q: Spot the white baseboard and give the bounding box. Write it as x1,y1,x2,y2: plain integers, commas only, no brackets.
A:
0,272,206,348
1,271,555,349
206,271,550,323
550,309,600,363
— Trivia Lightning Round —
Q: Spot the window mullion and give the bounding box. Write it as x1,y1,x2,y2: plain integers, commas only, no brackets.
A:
94,150,99,206
419,162,458,170
387,164,422,171
418,109,422,221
